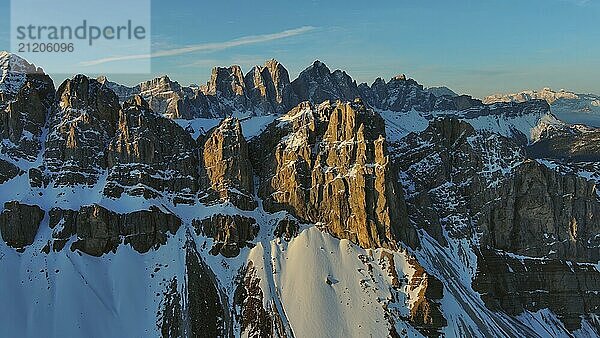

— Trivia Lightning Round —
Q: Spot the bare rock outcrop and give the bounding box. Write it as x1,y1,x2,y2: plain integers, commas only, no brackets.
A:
528,121,600,162
398,118,600,263
47,204,181,256
199,118,256,210
245,59,299,114
156,278,183,337
0,53,55,161
291,61,361,105
193,214,258,257
157,240,232,337
234,261,289,338
183,240,232,337
0,201,44,250
44,75,120,186
251,99,417,249
477,160,600,262
395,117,600,332
358,76,439,112
100,75,221,119
0,159,23,184
274,218,300,241
137,75,194,119
473,249,600,332
406,257,447,337
393,118,525,243
105,95,198,202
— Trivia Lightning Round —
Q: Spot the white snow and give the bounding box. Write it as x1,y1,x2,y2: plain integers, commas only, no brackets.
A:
248,227,423,337
175,115,277,140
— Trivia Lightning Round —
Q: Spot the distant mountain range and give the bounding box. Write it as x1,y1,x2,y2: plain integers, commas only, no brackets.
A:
485,87,600,127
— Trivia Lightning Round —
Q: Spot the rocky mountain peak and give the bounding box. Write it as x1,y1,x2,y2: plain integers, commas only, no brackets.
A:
263,58,282,69
124,94,151,111
252,100,417,249
372,77,386,87
0,54,55,161
0,51,43,75
206,65,246,97
0,52,44,96
291,61,361,105
44,74,120,186
308,60,330,73
426,86,458,97
57,74,120,114
244,59,299,114
199,117,256,210
393,74,407,81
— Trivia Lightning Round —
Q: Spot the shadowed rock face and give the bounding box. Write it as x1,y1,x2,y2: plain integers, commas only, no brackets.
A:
44,75,121,186
477,160,600,263
245,59,299,115
0,54,55,161
274,218,300,241
183,241,232,337
47,204,181,256
202,65,248,115
234,261,291,338
291,61,361,105
0,201,44,250
105,95,198,202
393,118,526,243
528,122,600,162
359,76,439,112
156,277,183,338
157,240,232,337
406,256,447,337
193,214,258,258
234,263,271,337
395,117,600,332
0,159,22,184
473,250,600,332
199,118,256,210
251,99,418,249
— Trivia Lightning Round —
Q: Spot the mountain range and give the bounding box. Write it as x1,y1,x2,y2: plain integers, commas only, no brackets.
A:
485,87,600,127
0,51,599,337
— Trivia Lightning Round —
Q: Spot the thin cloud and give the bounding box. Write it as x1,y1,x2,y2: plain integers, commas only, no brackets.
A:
80,26,316,67
560,0,592,6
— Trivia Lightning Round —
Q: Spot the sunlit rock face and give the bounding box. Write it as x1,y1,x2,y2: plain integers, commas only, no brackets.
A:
252,99,418,249
198,117,256,211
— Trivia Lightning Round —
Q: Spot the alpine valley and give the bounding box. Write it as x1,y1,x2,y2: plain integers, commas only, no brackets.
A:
1,51,599,337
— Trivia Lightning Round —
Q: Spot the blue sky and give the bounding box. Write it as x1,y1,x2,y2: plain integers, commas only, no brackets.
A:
1,0,599,98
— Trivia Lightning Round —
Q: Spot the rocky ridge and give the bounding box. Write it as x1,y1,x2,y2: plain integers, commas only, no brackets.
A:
0,53,55,162
394,117,600,333
97,58,552,124
485,87,600,127
251,99,418,249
